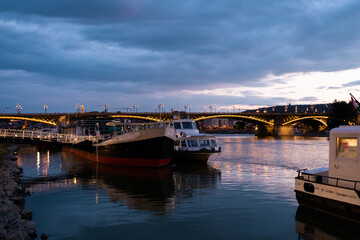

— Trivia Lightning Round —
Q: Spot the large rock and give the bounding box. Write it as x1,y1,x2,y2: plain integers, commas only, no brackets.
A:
0,145,37,239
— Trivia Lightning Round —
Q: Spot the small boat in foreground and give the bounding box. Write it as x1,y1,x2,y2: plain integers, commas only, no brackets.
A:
295,126,360,222
63,122,176,168
172,119,220,162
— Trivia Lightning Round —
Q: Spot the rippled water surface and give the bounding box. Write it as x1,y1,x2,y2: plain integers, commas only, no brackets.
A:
14,135,335,239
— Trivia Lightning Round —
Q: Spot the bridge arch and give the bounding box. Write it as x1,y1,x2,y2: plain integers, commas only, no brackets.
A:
0,116,57,126
108,114,161,122
282,116,329,127
192,114,274,126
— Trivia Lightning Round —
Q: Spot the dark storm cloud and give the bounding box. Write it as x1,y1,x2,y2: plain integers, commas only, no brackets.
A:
1,0,360,112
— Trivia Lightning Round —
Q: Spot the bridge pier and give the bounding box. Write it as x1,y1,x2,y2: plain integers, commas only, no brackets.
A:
255,125,294,137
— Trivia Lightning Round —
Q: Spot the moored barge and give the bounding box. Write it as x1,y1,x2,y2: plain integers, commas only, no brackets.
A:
63,122,176,168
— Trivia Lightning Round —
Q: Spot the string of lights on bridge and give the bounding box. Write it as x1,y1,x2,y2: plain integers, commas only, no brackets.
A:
4,102,330,114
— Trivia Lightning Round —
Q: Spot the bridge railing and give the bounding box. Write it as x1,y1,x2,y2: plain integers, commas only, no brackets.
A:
0,129,96,144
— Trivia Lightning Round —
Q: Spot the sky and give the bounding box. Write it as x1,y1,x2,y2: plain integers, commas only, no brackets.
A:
1,0,360,113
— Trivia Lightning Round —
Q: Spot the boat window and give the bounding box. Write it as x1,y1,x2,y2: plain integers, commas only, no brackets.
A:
174,122,182,129
182,122,193,129
304,183,314,193
181,140,187,147
187,140,198,148
199,140,210,147
211,139,217,146
337,137,357,159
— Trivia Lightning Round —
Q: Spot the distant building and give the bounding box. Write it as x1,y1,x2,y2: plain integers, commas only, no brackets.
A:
203,118,237,128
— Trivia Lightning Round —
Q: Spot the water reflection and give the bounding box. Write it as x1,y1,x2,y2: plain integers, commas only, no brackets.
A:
296,206,360,240
172,162,221,199
17,146,221,215
214,135,329,170
9,136,332,239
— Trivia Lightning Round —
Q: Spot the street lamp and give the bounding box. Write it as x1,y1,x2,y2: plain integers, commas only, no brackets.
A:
75,103,81,112
158,104,164,121
16,103,22,114
159,104,164,112
102,104,109,112
44,104,48,114
188,104,192,113
135,103,139,113
154,105,158,113
214,104,217,113
203,106,207,112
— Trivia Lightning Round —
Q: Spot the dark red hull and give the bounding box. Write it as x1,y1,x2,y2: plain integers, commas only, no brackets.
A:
63,147,171,167
63,136,174,168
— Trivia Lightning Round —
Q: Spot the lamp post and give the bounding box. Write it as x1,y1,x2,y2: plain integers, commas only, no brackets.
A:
158,104,164,121
159,104,164,112
44,104,48,114
188,104,191,113
16,103,22,114
102,104,109,112
75,103,81,112
135,103,139,113
203,106,207,112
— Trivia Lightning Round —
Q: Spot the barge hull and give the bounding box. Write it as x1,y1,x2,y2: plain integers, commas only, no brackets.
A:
63,136,174,168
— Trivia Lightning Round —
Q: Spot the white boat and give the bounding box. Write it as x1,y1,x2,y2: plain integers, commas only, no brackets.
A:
172,119,220,162
295,126,360,222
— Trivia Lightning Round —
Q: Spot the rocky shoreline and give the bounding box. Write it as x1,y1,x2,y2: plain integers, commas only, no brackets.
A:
0,144,37,240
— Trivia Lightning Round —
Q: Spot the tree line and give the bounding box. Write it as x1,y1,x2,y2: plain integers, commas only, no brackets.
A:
327,100,358,129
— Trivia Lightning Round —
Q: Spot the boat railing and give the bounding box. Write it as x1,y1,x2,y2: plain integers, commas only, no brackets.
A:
0,128,97,144
297,169,360,191
105,121,172,136
0,122,171,144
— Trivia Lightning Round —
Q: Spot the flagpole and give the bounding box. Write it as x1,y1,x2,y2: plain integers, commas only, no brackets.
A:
350,93,360,104
350,93,360,124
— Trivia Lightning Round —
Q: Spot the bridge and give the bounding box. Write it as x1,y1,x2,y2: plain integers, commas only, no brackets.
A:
0,111,329,136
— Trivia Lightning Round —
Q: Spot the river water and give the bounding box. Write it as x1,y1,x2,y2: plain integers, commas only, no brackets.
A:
12,135,343,239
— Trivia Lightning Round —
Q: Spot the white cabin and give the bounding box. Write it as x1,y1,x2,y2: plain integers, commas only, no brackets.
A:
172,119,220,152
172,119,201,136
329,126,360,181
